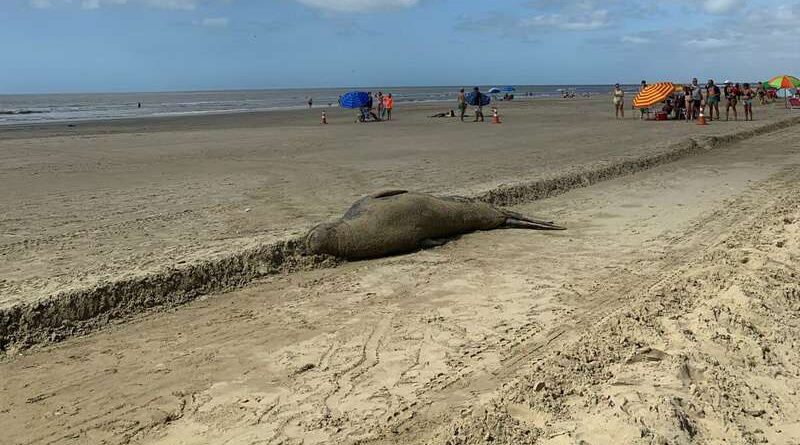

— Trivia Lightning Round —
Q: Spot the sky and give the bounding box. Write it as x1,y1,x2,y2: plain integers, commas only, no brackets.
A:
1,0,798,93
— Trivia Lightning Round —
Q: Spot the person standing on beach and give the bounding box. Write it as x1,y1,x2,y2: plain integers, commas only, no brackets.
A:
457,88,467,121
724,81,738,121
684,85,694,122
472,87,484,122
612,84,625,119
638,80,648,119
307,97,313,108
706,80,721,121
376,92,385,120
742,83,754,121
691,78,703,119
384,93,393,121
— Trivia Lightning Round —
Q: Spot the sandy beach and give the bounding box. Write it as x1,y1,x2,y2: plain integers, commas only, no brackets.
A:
1,97,797,313
1,101,799,443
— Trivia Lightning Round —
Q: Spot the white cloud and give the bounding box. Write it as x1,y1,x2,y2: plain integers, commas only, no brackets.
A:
521,9,610,31
683,37,733,49
702,0,745,14
29,0,201,10
197,16,228,27
29,0,53,8
293,0,421,12
621,35,650,44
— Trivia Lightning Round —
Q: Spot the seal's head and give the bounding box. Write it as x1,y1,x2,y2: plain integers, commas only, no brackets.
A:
304,222,337,256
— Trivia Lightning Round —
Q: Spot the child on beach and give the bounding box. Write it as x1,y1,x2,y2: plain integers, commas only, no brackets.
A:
684,85,694,122
612,84,624,119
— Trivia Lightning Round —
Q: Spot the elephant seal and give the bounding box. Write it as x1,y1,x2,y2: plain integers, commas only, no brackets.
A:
305,190,565,260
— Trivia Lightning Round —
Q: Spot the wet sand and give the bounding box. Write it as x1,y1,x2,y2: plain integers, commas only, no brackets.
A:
0,97,795,311
2,122,799,444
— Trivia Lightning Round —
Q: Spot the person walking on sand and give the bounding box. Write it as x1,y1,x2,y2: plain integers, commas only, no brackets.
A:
384,93,393,121
742,83,755,121
612,84,625,119
307,97,313,109
724,81,738,121
472,87,484,122
706,79,721,121
457,88,467,121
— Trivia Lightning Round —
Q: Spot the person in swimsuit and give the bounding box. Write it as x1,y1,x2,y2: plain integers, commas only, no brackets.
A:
612,83,625,119
757,84,766,105
742,83,754,121
706,79,721,121
724,81,738,121
457,88,467,121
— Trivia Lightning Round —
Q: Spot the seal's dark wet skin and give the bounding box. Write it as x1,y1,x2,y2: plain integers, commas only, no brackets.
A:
306,190,565,260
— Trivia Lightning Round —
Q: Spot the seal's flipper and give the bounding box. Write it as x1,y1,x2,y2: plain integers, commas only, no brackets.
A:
504,217,566,230
503,210,561,226
372,190,408,199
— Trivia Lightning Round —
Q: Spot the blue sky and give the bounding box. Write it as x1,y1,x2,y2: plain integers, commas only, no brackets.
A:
2,0,798,93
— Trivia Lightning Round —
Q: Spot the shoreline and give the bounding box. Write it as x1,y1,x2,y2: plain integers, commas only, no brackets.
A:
3,113,798,353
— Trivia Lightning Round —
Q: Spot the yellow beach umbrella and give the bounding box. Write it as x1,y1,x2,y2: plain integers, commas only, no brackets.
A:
633,82,676,108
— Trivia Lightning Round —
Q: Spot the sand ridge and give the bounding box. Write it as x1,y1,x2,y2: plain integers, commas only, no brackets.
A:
2,99,798,352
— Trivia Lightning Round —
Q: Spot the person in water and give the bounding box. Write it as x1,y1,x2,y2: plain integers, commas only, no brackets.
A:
612,84,625,119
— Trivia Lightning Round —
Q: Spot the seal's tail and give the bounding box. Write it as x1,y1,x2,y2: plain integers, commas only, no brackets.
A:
502,210,566,230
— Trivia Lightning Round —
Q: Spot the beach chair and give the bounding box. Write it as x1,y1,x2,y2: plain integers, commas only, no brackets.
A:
789,98,800,110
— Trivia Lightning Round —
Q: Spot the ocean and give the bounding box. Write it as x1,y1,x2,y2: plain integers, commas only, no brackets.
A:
0,85,629,125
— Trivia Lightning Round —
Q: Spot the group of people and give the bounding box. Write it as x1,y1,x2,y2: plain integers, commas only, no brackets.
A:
362,91,393,122
613,78,760,122
456,87,486,122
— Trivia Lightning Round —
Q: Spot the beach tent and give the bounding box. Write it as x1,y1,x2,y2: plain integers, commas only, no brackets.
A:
501,86,516,92
633,82,675,108
338,91,371,109
487,87,502,94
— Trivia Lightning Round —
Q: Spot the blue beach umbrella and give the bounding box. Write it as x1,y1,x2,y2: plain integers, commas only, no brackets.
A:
465,92,491,106
501,86,516,92
338,91,371,109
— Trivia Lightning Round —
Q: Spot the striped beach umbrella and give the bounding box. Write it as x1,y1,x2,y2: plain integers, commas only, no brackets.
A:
633,82,675,108
766,75,800,108
766,75,800,89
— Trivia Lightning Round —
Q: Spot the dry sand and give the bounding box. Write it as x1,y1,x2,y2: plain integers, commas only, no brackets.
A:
1,118,799,444
0,98,796,313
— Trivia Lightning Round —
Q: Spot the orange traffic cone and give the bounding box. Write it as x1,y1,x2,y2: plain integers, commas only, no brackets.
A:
321,110,328,125
492,107,501,124
697,110,707,126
